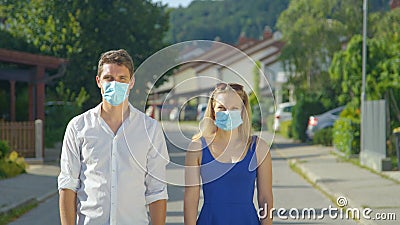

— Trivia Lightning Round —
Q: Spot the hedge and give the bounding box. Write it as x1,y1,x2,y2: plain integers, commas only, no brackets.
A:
313,127,333,146
280,120,292,138
292,98,325,142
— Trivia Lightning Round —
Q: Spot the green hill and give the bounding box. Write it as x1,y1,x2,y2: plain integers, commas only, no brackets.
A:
165,0,390,45
165,0,290,44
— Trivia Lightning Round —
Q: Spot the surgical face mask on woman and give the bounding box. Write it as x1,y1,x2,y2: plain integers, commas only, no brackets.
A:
102,81,129,106
214,110,243,131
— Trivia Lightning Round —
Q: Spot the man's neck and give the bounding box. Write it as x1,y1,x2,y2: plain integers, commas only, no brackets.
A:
101,100,130,124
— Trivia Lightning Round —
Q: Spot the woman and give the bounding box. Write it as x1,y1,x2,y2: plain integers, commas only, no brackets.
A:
184,83,273,225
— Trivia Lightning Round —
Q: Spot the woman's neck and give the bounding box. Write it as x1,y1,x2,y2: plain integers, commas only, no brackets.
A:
215,128,242,143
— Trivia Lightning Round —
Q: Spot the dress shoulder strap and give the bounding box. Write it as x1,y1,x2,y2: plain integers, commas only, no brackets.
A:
200,136,213,165
248,135,259,172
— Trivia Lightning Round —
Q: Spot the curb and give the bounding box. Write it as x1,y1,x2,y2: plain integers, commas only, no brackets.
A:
0,189,58,216
290,159,378,225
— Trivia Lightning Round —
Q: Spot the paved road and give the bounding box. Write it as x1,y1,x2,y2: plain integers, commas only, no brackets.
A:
9,123,359,224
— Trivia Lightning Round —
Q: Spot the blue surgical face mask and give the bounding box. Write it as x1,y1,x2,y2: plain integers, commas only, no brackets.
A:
102,81,129,106
214,110,243,131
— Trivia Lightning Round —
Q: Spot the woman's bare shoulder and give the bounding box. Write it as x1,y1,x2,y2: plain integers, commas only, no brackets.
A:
186,138,203,163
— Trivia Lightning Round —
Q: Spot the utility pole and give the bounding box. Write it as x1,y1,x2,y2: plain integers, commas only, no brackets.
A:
361,0,368,153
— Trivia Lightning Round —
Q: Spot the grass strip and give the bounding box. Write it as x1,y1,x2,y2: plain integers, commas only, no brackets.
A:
0,201,38,225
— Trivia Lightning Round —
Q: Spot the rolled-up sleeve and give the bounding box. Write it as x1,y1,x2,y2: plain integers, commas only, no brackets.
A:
57,119,81,192
145,122,170,205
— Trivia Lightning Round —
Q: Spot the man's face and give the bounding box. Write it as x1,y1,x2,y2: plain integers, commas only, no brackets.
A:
96,63,135,94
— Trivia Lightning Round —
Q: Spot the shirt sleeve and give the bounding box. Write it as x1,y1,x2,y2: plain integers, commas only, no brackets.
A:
145,122,170,205
57,118,81,192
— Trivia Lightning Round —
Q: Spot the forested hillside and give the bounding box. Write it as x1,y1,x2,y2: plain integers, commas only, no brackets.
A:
165,0,290,44
165,0,390,44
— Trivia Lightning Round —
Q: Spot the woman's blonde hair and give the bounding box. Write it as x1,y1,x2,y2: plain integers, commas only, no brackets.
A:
193,83,252,141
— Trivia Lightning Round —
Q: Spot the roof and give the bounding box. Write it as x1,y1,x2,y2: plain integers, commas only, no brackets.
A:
0,48,67,69
174,33,284,74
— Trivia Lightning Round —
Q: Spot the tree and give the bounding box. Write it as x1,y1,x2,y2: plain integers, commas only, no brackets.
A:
0,0,81,58
330,7,400,105
1,0,170,109
64,0,170,108
276,0,365,91
329,8,400,129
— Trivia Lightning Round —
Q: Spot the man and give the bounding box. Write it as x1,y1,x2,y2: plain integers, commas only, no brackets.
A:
58,49,169,225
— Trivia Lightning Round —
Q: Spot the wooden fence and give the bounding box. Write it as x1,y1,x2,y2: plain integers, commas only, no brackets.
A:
0,121,36,158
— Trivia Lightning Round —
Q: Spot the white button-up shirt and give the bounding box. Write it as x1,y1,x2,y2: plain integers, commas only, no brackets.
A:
58,103,169,225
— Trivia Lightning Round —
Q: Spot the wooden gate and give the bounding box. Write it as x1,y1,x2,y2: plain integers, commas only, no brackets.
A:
0,121,36,158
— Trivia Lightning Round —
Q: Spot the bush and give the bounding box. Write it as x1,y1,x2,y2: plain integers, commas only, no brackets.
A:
45,102,78,147
0,140,10,159
0,151,27,179
313,128,333,146
45,82,89,148
333,103,360,156
292,97,325,142
280,120,292,138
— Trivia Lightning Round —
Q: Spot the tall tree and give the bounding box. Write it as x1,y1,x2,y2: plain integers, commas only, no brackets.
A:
0,0,81,57
1,0,170,109
65,0,170,108
276,0,364,91
330,8,400,105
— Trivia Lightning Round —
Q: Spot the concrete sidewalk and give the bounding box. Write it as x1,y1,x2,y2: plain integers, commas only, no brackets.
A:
0,165,60,216
0,145,60,219
260,131,400,225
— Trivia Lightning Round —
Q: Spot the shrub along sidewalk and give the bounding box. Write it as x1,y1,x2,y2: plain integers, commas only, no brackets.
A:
0,140,27,179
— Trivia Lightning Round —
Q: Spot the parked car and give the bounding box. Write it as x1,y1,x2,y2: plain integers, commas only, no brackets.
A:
306,106,345,140
181,105,197,121
273,102,296,131
196,103,208,121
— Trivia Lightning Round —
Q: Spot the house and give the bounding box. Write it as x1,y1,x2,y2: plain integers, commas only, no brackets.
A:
148,27,290,112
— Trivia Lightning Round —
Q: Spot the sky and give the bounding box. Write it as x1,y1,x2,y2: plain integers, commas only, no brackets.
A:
158,0,193,8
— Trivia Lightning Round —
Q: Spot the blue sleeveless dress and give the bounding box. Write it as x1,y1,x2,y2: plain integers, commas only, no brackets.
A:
197,136,260,225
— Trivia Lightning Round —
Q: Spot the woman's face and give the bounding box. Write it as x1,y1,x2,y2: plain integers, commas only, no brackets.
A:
213,92,243,114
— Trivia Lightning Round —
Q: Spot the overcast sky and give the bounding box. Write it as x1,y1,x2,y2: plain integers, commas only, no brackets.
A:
158,0,193,8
